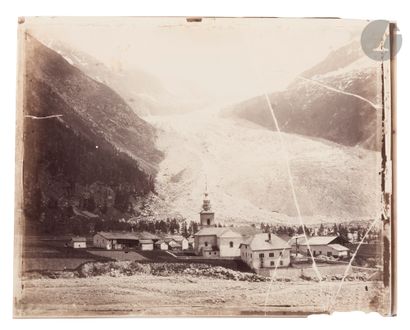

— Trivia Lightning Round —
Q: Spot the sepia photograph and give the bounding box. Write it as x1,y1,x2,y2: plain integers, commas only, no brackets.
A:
13,16,395,317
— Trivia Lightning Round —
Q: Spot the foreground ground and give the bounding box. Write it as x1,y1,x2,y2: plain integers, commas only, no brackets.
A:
15,273,389,317
16,236,389,316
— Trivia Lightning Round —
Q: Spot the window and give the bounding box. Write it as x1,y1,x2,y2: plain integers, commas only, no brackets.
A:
207,219,211,225
270,261,275,266
259,253,264,258
204,241,208,247
280,260,283,266
229,241,234,248
269,252,274,257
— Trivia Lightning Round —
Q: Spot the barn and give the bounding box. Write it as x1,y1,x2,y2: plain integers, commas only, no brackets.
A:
297,236,350,258
93,232,140,250
139,239,154,251
69,237,87,249
154,240,168,250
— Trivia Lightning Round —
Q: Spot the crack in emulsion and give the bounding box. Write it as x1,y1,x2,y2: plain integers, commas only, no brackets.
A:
25,114,63,120
263,93,323,281
297,76,382,110
262,75,384,314
327,218,379,312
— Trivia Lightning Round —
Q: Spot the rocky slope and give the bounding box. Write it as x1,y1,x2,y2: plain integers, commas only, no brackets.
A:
22,35,162,232
224,41,383,151
46,40,198,116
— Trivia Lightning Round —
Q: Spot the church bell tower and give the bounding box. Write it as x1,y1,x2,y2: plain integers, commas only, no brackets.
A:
199,188,215,228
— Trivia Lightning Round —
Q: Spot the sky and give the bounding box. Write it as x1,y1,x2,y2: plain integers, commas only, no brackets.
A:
25,17,369,106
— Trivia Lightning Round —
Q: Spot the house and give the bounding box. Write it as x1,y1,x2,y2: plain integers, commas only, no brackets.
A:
297,236,350,258
69,237,87,249
139,239,154,251
173,235,189,250
154,240,168,250
167,239,182,251
164,235,189,250
240,233,291,271
92,231,157,250
93,232,140,250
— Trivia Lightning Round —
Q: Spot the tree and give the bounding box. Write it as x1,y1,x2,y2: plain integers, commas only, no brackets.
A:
318,223,325,236
332,223,338,235
181,221,189,237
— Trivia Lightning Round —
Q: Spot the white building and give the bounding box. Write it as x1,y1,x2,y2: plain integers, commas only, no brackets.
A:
93,231,157,250
240,233,291,271
297,236,350,258
194,227,245,258
164,235,189,250
154,240,169,250
69,237,87,249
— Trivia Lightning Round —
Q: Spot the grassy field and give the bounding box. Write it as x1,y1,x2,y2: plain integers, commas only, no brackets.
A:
21,236,252,272
15,273,390,317
21,236,114,271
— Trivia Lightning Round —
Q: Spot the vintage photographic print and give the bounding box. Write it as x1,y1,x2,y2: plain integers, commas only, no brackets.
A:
14,17,395,317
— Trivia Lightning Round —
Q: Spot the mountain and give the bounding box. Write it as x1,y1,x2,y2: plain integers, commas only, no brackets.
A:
223,40,382,151
22,35,162,232
145,108,381,225
45,40,199,116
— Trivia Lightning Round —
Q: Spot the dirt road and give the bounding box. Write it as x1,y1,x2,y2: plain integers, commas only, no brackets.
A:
15,273,389,317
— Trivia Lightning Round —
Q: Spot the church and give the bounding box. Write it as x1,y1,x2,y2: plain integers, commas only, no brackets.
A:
193,190,260,258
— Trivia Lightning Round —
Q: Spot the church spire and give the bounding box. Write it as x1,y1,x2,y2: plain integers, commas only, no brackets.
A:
199,177,215,228
202,178,211,211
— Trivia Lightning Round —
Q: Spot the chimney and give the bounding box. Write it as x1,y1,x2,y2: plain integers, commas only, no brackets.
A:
268,232,272,242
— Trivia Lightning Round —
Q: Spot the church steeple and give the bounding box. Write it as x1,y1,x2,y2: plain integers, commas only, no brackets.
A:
202,192,212,211
199,180,215,228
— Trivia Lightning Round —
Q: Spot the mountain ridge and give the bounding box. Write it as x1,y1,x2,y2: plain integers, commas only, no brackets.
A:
22,34,162,232
223,41,382,151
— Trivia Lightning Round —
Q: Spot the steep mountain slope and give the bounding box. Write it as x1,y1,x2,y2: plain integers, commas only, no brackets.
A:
224,41,382,151
46,40,199,116
22,35,162,231
146,108,381,225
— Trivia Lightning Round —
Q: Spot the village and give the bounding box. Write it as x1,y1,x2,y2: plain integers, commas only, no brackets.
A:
63,190,381,276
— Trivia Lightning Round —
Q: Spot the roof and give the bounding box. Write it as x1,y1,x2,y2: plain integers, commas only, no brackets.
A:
301,236,339,246
71,237,87,242
136,231,159,240
240,233,290,251
139,239,153,244
195,226,261,238
154,240,166,245
289,235,307,245
168,240,182,248
218,229,242,239
96,231,140,240
195,227,228,237
328,244,350,251
231,226,262,237
167,235,187,242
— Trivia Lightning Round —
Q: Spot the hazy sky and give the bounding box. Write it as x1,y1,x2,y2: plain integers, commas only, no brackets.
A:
26,17,368,106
